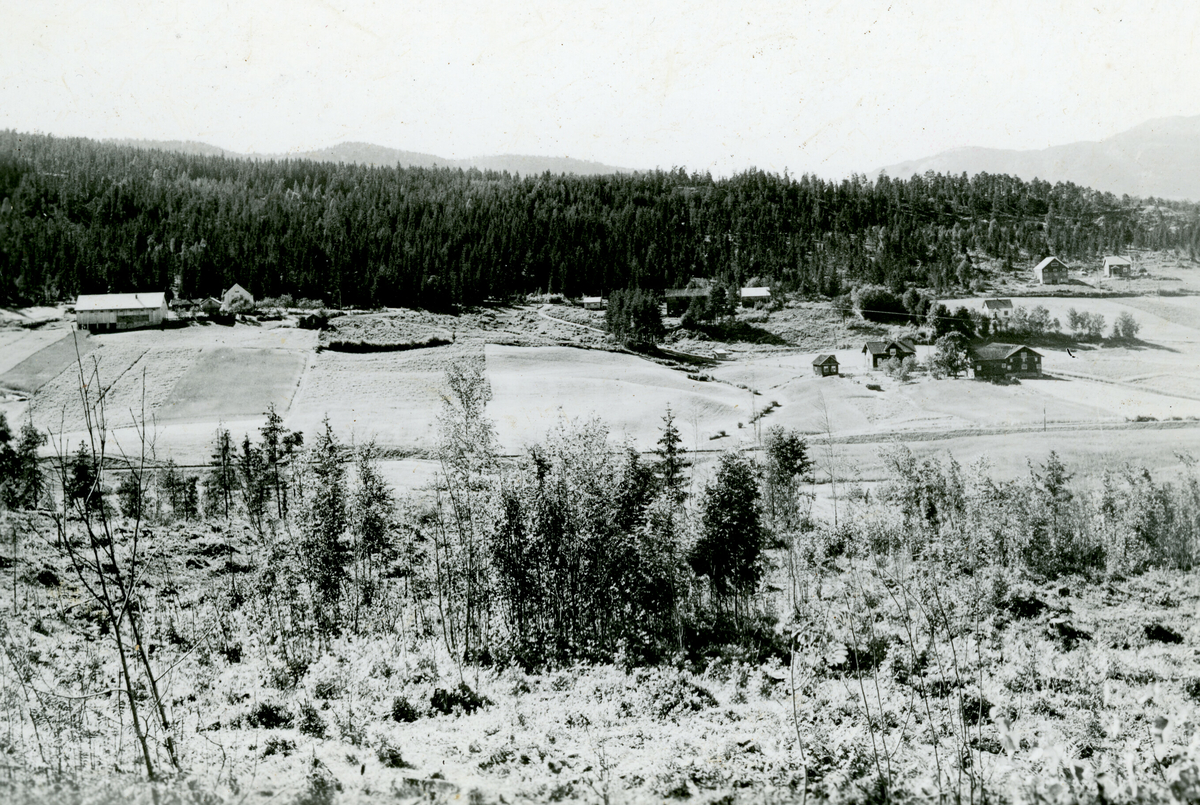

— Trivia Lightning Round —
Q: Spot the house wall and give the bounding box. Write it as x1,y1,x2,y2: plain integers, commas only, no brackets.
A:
76,304,166,332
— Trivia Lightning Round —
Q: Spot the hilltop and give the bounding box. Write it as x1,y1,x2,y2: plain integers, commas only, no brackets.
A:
879,115,1200,201
107,137,633,176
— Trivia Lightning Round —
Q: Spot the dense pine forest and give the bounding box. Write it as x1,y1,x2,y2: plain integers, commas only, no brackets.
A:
2,129,1199,309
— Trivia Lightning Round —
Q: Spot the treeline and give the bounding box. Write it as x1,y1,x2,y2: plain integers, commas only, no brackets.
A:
3,130,1200,308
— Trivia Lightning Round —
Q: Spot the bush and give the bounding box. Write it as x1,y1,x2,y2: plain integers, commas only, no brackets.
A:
377,738,414,769
851,285,908,323
391,696,421,723
297,702,327,739
430,683,493,716
246,701,293,730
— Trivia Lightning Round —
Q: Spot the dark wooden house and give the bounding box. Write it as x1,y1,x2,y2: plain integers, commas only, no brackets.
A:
862,339,916,369
813,354,839,376
970,343,1043,378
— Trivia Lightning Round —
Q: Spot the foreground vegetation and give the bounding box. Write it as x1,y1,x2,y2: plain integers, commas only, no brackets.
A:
4,356,1200,803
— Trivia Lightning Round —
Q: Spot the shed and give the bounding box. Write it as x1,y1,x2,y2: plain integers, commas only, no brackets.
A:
862,339,916,369
813,354,840,376
221,283,255,312
969,343,1043,378
580,296,606,310
199,297,222,315
1103,256,1133,278
664,287,712,316
739,287,772,308
982,299,1013,318
75,292,168,332
1033,257,1069,285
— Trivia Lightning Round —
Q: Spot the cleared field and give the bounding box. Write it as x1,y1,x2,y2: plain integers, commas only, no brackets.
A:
0,327,75,377
287,343,482,451
26,344,196,433
0,329,95,393
486,344,753,450
157,348,307,422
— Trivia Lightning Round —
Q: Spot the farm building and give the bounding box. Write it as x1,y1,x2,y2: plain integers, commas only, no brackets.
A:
199,297,222,315
739,287,771,308
862,339,916,369
983,299,1013,319
580,296,606,310
1103,256,1133,278
664,287,711,316
1033,256,1069,284
75,292,168,332
221,283,255,312
970,343,1042,378
812,354,840,376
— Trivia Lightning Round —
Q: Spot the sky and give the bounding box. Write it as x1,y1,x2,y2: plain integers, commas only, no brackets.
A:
4,0,1200,179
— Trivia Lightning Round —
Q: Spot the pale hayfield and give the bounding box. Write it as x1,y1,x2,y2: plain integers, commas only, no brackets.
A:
0,327,75,376
287,344,481,452
486,344,754,451
0,328,96,393
29,344,199,434
157,348,307,423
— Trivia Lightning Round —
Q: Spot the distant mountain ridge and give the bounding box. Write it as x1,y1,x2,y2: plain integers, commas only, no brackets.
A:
878,115,1200,201
107,138,633,176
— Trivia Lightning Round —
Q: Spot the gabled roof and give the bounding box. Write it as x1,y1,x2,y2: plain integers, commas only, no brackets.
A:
75,292,166,312
983,299,1013,310
970,342,1042,361
862,339,916,356
580,296,604,303
813,354,838,365
224,283,253,298
1033,256,1068,272
664,288,711,298
1103,256,1132,267
740,286,771,298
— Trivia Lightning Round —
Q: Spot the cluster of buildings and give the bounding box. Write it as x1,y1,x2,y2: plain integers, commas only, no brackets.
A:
1032,254,1138,284
806,336,1044,381
73,284,254,332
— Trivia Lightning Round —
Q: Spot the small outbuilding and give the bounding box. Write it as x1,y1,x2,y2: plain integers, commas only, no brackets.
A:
1103,256,1133,278
813,354,840,376
75,292,168,332
739,287,772,308
862,339,917,369
221,283,255,312
970,343,1043,378
1033,257,1069,285
580,296,606,310
664,287,711,316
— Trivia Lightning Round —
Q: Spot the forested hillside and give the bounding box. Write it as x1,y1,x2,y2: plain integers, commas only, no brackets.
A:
2,130,1199,309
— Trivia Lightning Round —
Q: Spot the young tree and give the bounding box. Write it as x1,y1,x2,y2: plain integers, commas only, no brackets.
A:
762,426,812,534
689,451,765,613
206,427,238,519
349,440,397,632
654,405,690,504
931,333,970,378
1113,311,1140,340
0,417,47,510
301,417,350,636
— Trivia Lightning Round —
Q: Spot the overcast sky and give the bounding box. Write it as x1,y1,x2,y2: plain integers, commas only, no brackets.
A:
4,0,1199,178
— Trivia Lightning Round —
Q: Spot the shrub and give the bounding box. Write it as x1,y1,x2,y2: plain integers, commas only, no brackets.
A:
851,285,908,323
391,696,420,723
297,702,327,739
247,701,293,730
430,683,493,716
377,739,414,769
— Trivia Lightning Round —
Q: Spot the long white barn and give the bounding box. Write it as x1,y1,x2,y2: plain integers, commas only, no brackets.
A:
75,292,167,332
